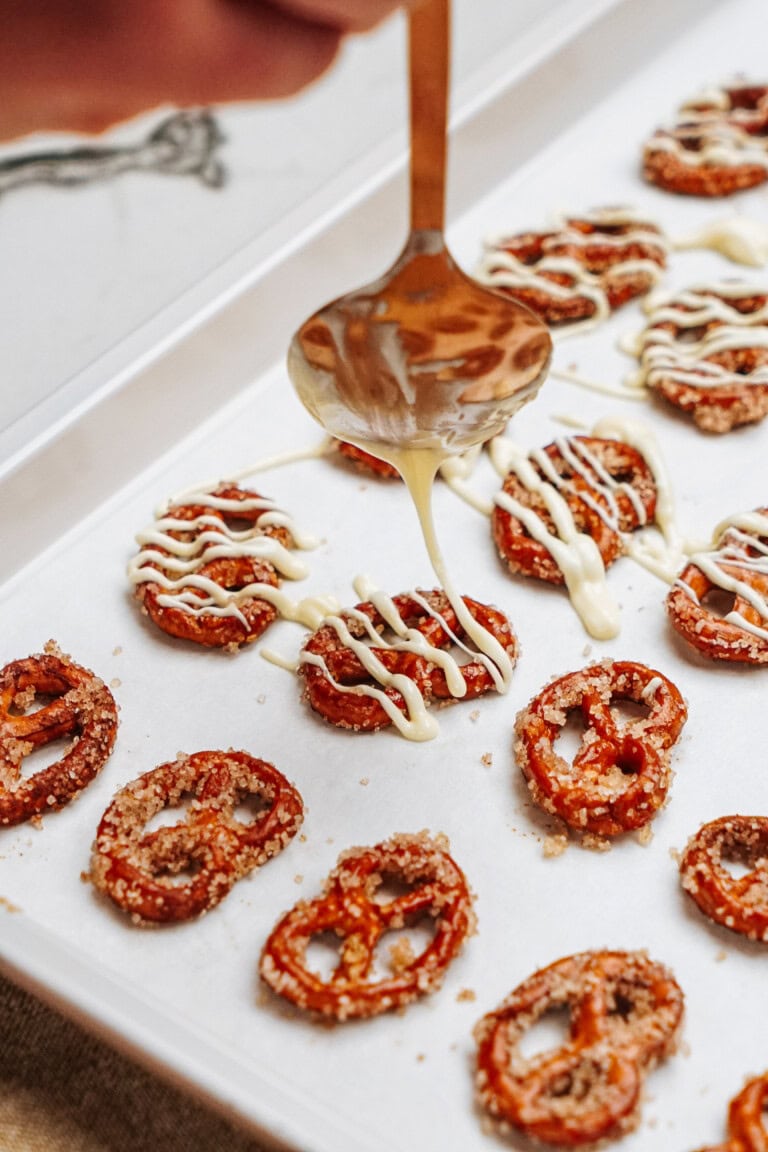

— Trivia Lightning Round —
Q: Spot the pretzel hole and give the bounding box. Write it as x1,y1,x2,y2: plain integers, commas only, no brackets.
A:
233,793,274,826
518,1006,571,1061
609,698,650,727
555,712,587,761
143,803,191,834
222,513,260,535
304,933,351,981
370,873,421,905
700,587,736,618
719,843,764,880
10,736,76,782
374,922,436,977
678,324,706,343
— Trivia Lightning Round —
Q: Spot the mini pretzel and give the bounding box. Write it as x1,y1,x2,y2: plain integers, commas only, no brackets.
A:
334,440,401,479
90,750,303,923
129,483,300,648
259,831,475,1020
0,648,118,827
680,816,768,943
631,284,768,433
476,207,667,328
514,660,687,837
644,84,768,197
474,950,684,1147
492,436,657,586
696,1072,768,1152
300,589,517,732
666,510,768,664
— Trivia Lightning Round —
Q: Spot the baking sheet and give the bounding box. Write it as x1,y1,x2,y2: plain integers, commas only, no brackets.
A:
1,1,767,1149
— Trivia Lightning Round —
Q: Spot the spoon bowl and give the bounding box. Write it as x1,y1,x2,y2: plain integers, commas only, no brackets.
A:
288,0,552,456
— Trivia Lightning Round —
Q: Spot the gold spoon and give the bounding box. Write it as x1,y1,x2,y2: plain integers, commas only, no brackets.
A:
288,0,552,456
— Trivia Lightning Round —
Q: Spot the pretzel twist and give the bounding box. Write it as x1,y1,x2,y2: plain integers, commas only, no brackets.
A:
90,750,303,923
514,660,687,837
259,832,475,1019
475,950,684,1147
0,651,117,826
680,815,768,942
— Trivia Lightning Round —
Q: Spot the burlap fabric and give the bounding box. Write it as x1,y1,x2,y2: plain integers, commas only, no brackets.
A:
0,975,271,1152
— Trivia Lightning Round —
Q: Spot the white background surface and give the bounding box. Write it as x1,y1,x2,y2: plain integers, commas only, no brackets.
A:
1,1,767,1150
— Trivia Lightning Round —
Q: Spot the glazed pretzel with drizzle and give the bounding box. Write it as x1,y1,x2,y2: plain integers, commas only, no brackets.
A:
475,208,667,329
474,950,684,1147
514,660,687,837
630,284,768,433
696,1072,768,1152
299,589,517,733
90,750,304,923
666,509,768,664
0,648,118,827
129,483,302,648
680,815,768,943
644,83,768,197
259,832,475,1020
492,436,658,585
334,440,401,479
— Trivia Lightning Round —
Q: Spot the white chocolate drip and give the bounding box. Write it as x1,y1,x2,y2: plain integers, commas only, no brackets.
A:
628,283,768,395
672,216,768,268
128,487,317,628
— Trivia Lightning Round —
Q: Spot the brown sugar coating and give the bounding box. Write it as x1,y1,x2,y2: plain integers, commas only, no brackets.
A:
492,436,657,586
476,208,667,327
680,815,768,943
644,84,768,197
259,830,475,1020
666,509,768,664
514,660,687,838
299,589,517,732
130,483,298,648
631,284,768,433
474,949,684,1147
90,750,304,924
695,1071,768,1151
0,645,118,826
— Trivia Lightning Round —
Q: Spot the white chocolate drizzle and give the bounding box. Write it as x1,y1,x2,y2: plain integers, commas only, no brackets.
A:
647,83,768,175
626,283,768,395
128,487,318,628
476,207,667,338
671,216,768,268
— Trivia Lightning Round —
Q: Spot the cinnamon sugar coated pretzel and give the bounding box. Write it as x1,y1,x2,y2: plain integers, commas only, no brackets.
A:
0,646,118,826
259,831,475,1020
696,1072,768,1152
128,483,306,647
299,589,517,735
644,83,768,197
90,750,304,923
680,816,768,942
492,436,657,585
476,207,667,328
334,440,401,479
514,660,687,837
666,509,768,664
630,284,768,432
474,950,684,1147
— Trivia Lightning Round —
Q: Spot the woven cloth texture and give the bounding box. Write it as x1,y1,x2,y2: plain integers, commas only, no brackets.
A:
0,975,272,1152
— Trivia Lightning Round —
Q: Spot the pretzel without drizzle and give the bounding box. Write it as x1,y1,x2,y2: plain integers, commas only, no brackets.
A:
475,208,667,327
680,815,768,943
644,83,768,197
514,660,687,837
492,436,657,585
632,284,768,433
90,750,303,923
666,509,768,664
300,589,517,732
260,832,475,1020
474,950,684,1147
130,483,296,648
696,1072,768,1152
0,648,118,826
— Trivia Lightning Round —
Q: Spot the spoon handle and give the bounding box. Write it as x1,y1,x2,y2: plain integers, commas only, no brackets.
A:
408,0,449,234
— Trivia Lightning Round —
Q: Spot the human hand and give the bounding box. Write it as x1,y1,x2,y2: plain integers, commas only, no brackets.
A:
0,0,416,140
